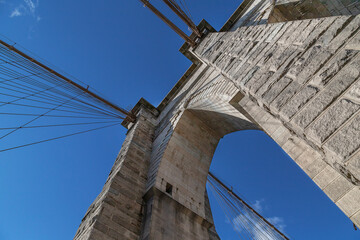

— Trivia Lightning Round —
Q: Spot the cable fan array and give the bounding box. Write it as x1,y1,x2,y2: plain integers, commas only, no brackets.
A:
0,38,132,153
167,0,194,23
208,173,289,240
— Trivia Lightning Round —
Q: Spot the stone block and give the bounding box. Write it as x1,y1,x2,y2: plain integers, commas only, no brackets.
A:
270,81,300,112
301,17,336,49
286,19,314,44
256,49,301,98
233,41,252,58
325,114,360,162
262,77,292,105
347,152,360,183
262,117,283,135
316,16,351,47
268,45,299,72
294,147,319,169
236,66,259,86
247,42,269,64
324,175,354,202
232,63,252,84
313,165,340,189
351,210,360,228
329,15,360,51
265,22,288,43
280,85,319,120
293,56,360,129
295,49,333,84
273,127,292,147
345,80,360,103
246,70,274,95
346,32,360,50
256,24,272,42
337,187,360,217
294,19,322,45
303,158,327,179
288,43,326,79
277,20,303,44
310,49,358,88
282,139,296,155
307,99,360,144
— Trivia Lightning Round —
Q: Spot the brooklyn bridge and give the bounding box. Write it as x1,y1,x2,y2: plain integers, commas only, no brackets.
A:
1,0,360,239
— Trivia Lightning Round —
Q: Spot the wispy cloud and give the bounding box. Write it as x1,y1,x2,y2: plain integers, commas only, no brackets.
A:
268,216,286,232
24,0,35,13
9,0,40,20
232,199,287,238
10,8,22,17
252,199,264,213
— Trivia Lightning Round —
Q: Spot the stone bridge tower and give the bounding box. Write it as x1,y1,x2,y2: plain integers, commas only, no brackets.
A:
74,1,360,239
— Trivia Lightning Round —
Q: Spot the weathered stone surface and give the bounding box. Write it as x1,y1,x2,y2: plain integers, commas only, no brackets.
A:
295,49,333,84
280,85,319,120
310,49,358,88
345,80,360,103
315,16,351,47
324,175,354,202
246,42,269,63
277,20,303,44
270,81,300,111
293,57,360,129
294,148,319,169
77,10,360,238
307,99,360,144
232,62,252,82
304,158,327,179
237,65,260,87
269,0,360,23
74,108,157,240
351,211,360,228
301,17,336,49
246,70,274,95
262,77,292,105
267,45,298,71
313,165,340,189
293,19,322,45
328,15,360,50
192,13,360,230
287,45,324,79
265,22,287,43
346,32,360,50
348,152,360,182
325,114,360,162
337,187,360,216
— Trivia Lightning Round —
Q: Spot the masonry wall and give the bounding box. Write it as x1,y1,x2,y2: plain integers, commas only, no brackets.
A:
74,4,360,239
140,110,224,240
193,14,360,226
74,109,156,240
270,0,360,23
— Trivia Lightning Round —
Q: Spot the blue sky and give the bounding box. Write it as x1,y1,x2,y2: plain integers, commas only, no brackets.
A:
0,0,359,239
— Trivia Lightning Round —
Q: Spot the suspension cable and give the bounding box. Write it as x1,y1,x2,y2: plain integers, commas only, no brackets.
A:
208,172,289,240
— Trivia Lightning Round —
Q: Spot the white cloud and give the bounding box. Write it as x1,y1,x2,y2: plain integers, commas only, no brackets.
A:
268,216,286,232
232,199,287,238
10,8,22,17
252,199,264,213
9,0,40,20
24,0,35,13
